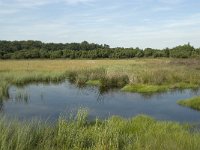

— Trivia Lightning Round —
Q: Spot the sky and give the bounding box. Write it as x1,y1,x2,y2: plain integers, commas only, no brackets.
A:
0,0,200,48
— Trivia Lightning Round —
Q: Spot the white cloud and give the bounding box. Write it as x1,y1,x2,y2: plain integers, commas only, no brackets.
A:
164,13,200,28
158,0,185,4
0,0,95,16
1,0,94,7
152,6,172,12
0,9,18,15
15,0,53,6
64,0,94,4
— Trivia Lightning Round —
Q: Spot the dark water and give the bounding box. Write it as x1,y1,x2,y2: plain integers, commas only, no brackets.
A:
1,81,200,123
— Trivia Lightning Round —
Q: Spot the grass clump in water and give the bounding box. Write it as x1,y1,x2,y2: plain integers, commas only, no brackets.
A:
100,75,129,89
169,82,199,89
121,84,169,93
122,83,199,94
177,96,200,111
0,81,9,100
68,68,106,87
86,80,101,86
14,89,30,103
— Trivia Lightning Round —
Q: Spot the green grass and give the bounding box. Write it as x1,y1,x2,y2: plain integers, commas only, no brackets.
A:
178,96,200,111
121,84,169,93
0,111,200,150
170,82,199,89
86,80,102,86
121,83,199,93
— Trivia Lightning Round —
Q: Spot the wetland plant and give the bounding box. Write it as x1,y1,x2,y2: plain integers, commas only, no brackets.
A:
0,111,200,150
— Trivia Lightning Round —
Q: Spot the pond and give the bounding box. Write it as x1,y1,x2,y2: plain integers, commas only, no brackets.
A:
1,81,200,123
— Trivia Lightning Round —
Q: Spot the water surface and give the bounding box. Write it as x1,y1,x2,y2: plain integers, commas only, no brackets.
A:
1,81,200,123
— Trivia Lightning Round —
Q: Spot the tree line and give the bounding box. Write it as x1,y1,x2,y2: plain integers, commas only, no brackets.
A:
0,40,200,59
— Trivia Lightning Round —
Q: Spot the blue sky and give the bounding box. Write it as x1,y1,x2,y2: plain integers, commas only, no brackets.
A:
0,0,200,48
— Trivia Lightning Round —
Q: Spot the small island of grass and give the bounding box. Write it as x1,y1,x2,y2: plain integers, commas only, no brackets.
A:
121,84,169,93
177,96,200,111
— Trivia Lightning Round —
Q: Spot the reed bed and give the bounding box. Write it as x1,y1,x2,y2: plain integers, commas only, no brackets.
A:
0,110,200,150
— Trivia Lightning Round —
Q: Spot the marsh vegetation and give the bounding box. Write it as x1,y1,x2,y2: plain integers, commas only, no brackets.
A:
0,58,200,149
1,58,200,99
0,109,200,150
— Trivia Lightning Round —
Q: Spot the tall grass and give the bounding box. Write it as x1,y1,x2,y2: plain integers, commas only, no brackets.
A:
68,68,106,87
0,110,200,150
0,81,9,99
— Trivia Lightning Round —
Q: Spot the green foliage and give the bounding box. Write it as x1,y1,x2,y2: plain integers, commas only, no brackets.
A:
50,50,63,59
170,43,195,58
1,41,200,59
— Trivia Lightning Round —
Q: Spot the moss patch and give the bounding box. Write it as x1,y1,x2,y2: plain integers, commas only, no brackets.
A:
177,96,200,111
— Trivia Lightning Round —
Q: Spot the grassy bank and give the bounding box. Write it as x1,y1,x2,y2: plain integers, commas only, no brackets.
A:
0,111,200,150
178,96,200,111
0,58,200,99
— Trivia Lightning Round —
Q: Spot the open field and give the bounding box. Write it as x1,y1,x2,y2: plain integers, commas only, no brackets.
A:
1,58,200,99
0,109,200,150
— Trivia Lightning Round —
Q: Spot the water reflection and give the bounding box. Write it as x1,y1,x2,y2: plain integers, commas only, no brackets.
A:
9,88,30,104
75,85,107,103
1,81,200,123
0,100,3,112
